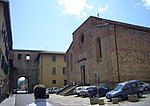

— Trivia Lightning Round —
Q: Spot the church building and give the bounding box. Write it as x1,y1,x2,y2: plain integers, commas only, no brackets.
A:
66,16,150,87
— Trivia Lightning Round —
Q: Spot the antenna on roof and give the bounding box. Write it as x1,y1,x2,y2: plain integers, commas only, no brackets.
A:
97,13,99,18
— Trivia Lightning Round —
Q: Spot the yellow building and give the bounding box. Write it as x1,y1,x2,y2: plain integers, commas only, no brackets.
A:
37,51,67,88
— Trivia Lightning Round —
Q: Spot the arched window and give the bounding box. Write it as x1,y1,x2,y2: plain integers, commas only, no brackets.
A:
81,34,84,44
96,37,102,61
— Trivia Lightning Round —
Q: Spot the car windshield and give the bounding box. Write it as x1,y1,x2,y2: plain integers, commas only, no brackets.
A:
87,87,96,90
101,86,108,89
77,88,82,90
114,85,123,91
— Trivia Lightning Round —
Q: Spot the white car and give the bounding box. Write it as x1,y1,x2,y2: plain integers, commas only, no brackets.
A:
45,89,49,98
73,86,83,96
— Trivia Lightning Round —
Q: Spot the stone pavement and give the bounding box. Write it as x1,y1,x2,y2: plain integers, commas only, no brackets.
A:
48,93,150,106
0,93,150,106
0,95,16,106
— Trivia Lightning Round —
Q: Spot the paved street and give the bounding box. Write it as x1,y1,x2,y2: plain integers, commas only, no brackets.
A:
15,94,34,106
0,91,150,106
48,93,150,106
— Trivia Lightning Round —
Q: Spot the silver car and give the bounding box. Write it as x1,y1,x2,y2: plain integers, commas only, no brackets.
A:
73,86,83,96
141,82,150,91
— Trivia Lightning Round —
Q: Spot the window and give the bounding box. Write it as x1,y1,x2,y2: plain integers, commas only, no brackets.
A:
51,67,56,75
26,54,31,61
2,22,5,39
96,37,102,61
52,80,56,84
64,55,66,62
18,54,22,59
80,33,84,44
62,67,66,75
64,80,67,86
123,85,130,90
52,55,56,62
70,53,73,71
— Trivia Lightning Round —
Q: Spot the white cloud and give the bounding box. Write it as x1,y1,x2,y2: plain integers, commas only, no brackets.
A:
56,0,93,18
98,5,108,13
142,0,150,9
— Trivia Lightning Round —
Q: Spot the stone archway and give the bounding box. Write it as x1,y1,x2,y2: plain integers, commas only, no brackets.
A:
13,73,36,93
17,76,29,92
12,50,40,93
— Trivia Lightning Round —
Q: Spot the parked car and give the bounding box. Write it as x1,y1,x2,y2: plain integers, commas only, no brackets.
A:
45,89,49,98
97,86,112,97
73,86,83,96
47,88,53,94
106,80,143,101
47,87,58,94
80,86,112,98
52,87,59,93
79,86,97,97
140,82,150,91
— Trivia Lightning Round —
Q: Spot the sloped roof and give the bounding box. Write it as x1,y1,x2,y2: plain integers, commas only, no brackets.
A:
73,16,150,34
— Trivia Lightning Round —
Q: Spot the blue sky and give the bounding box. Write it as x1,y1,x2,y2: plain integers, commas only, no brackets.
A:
9,0,150,52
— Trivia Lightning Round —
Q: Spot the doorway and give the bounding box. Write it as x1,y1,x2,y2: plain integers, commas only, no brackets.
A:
80,65,86,84
16,77,28,93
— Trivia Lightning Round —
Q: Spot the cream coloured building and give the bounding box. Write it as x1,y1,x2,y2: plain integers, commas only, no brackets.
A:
37,51,67,88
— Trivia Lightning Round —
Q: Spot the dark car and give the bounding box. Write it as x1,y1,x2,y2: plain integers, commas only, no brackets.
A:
106,80,143,101
79,86,111,98
97,86,112,97
79,86,97,97
88,86,112,97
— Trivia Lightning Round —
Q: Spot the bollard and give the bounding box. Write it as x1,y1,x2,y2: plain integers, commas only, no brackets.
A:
98,98,104,105
90,98,98,105
128,94,138,102
112,98,119,104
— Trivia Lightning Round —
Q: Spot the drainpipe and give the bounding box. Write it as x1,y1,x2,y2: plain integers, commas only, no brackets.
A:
114,25,121,83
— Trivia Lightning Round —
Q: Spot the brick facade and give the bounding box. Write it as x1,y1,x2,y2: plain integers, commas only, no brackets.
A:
67,16,150,87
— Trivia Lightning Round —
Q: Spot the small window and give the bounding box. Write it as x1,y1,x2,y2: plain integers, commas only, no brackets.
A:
51,67,56,75
64,55,67,62
52,80,56,84
26,54,31,61
80,34,84,44
64,80,67,86
62,67,66,75
52,55,56,62
96,37,102,62
18,54,22,59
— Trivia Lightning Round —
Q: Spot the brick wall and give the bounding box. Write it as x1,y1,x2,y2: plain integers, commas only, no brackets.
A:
67,16,150,87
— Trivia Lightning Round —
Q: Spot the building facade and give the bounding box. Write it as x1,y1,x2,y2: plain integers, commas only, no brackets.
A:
67,16,150,87
0,0,13,99
12,49,41,92
37,52,67,88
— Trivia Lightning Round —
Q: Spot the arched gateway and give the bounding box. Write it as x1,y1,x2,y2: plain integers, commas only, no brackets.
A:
12,49,41,92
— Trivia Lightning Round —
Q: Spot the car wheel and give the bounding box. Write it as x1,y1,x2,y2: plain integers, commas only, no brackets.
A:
144,87,148,91
137,92,142,98
118,96,122,101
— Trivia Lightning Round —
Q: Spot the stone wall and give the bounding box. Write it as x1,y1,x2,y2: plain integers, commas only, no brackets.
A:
12,50,41,92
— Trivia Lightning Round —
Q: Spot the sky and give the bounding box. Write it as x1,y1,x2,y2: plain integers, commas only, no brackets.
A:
9,0,150,52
